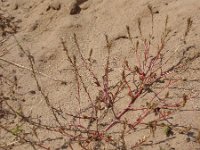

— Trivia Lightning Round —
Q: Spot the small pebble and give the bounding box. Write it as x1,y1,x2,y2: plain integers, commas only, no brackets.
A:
154,10,159,14
29,90,36,95
47,1,61,11
69,2,81,15
11,3,19,10
186,137,191,142
80,1,90,10
29,21,39,31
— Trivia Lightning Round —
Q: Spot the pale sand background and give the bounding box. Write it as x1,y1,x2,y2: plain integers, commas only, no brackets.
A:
1,0,200,149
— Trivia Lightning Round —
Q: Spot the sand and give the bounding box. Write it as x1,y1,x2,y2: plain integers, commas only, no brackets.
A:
1,0,200,149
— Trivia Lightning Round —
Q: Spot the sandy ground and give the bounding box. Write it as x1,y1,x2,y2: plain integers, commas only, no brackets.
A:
1,0,200,150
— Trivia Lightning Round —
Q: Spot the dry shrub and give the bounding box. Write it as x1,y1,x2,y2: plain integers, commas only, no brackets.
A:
0,6,199,150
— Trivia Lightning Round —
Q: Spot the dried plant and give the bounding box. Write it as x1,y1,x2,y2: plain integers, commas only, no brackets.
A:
0,13,19,37
0,6,199,150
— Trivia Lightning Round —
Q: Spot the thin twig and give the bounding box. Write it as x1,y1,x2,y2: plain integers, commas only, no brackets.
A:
0,57,68,83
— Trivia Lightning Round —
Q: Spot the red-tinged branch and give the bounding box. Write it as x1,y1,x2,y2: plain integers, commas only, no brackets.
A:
128,109,151,129
104,87,144,132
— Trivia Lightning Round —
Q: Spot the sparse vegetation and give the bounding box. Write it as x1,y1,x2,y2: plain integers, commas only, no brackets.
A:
0,4,200,150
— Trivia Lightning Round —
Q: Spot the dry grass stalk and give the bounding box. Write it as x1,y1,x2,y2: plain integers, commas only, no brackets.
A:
0,13,198,150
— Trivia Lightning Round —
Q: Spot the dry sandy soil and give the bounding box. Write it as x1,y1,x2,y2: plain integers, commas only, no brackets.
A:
1,0,200,150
